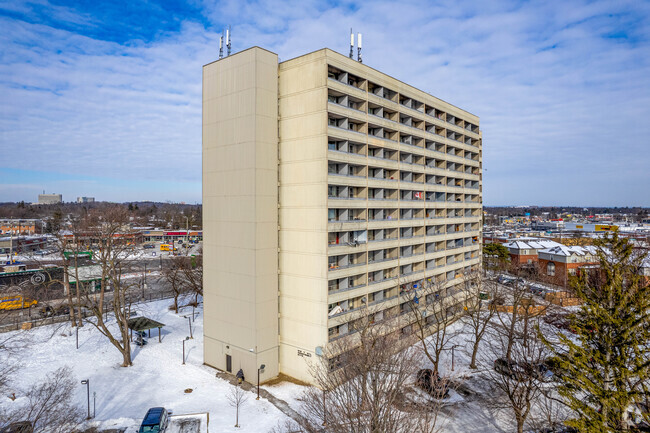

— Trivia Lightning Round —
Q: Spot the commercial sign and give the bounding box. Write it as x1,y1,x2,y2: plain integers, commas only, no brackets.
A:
595,225,617,232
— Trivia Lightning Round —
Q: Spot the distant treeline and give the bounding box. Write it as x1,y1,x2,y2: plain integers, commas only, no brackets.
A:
0,201,202,231
485,206,649,220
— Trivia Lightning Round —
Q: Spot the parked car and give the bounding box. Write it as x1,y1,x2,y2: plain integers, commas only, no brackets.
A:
543,312,571,331
0,422,33,433
143,244,155,249
138,407,170,433
39,304,70,318
494,357,526,380
525,361,554,382
416,369,450,399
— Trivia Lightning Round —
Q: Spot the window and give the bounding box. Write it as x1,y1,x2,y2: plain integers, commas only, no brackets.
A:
547,262,556,276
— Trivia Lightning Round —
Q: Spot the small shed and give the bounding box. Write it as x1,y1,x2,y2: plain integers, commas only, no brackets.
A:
127,316,165,343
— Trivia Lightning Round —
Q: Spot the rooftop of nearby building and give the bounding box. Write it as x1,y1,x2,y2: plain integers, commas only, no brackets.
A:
539,245,599,257
504,239,563,250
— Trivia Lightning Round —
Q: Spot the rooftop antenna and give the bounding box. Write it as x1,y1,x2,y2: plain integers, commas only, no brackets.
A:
349,28,354,59
357,32,362,63
226,25,232,56
219,30,224,59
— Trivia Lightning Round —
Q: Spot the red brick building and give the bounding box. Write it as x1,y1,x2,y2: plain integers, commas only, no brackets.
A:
538,245,599,288
504,239,562,265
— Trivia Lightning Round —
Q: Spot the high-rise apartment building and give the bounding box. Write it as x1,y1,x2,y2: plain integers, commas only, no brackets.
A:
37,193,62,205
203,47,482,385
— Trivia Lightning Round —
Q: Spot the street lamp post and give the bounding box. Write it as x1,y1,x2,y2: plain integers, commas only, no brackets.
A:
182,337,189,364
183,315,193,339
257,364,266,400
80,379,90,419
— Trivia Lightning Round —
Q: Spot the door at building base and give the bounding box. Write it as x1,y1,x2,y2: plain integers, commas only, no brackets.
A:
226,354,232,373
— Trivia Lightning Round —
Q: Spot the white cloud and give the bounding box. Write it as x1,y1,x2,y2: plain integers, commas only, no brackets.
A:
0,0,649,205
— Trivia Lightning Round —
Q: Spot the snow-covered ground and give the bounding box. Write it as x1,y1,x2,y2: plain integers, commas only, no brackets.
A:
0,298,290,432
5,240,202,263
264,316,564,433
2,296,565,433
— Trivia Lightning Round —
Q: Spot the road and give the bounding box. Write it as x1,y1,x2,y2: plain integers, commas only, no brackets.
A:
0,249,198,327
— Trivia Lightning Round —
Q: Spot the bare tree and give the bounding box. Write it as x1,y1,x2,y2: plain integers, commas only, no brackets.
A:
0,314,21,406
403,276,464,375
289,307,448,433
161,256,188,313
493,268,544,362
527,388,573,433
160,252,202,313
484,303,549,433
1,367,84,433
227,384,249,428
461,271,500,369
181,251,203,305
74,206,139,367
49,227,78,327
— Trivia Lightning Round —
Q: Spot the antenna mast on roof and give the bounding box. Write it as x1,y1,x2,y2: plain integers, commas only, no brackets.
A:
226,25,232,56
357,32,362,63
219,30,224,59
349,28,354,59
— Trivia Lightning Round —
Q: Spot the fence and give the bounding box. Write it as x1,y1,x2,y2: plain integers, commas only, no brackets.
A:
0,289,180,334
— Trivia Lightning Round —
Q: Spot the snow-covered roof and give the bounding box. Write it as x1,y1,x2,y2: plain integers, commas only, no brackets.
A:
68,265,103,283
539,245,598,257
504,239,562,251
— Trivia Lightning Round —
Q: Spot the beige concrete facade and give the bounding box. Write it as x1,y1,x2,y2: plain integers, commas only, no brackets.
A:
203,47,279,384
203,47,482,385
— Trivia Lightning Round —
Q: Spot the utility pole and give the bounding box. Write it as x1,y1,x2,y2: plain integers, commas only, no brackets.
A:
184,216,189,247
9,221,13,263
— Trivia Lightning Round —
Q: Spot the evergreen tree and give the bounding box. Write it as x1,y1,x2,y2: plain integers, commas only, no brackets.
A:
483,242,510,270
547,231,650,432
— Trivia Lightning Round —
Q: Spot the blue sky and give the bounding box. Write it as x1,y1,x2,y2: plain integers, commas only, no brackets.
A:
0,0,649,205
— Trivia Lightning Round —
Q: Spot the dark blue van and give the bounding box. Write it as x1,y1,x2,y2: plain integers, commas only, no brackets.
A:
138,407,169,433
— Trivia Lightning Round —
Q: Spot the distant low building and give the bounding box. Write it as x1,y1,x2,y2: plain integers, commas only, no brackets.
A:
141,229,202,243
0,219,42,235
562,222,618,233
77,197,95,203
38,193,62,204
0,235,48,255
533,220,565,231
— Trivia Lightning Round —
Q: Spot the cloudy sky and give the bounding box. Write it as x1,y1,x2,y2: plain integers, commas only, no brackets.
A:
0,0,649,206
